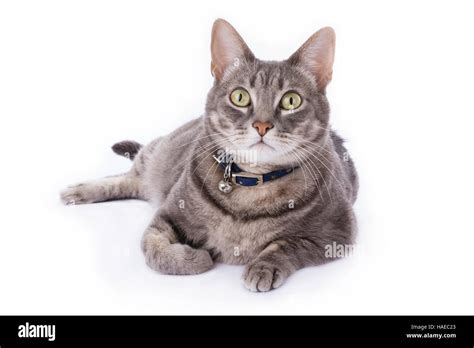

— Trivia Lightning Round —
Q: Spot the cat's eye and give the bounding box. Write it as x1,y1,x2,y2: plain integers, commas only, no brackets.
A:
280,92,302,111
230,88,251,107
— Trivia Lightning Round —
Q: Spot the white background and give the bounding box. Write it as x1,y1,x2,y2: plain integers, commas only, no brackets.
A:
1,0,474,315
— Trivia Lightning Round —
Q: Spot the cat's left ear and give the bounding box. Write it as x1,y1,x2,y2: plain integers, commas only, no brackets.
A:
288,27,336,92
211,19,255,80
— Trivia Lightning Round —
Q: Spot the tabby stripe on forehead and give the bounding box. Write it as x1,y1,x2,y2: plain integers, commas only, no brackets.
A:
269,74,281,89
249,74,256,88
257,71,266,87
278,77,285,90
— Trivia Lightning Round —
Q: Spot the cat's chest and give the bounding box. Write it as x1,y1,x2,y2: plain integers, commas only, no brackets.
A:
203,215,279,265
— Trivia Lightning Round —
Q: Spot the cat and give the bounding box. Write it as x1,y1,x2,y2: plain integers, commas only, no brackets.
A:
61,19,358,292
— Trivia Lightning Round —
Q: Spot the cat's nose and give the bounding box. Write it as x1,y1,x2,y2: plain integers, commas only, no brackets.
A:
252,121,274,137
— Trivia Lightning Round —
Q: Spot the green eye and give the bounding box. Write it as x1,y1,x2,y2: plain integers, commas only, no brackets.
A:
230,88,251,107
280,92,302,111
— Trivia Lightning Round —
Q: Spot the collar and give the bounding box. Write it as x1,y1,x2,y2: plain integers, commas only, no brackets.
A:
213,152,297,187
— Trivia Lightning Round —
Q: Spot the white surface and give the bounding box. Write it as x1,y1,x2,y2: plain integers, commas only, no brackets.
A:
1,0,474,315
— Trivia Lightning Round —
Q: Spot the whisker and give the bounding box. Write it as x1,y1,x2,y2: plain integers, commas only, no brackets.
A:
294,143,346,193
174,135,240,170
282,134,345,193
286,140,333,203
291,147,325,202
283,134,333,156
281,144,309,194
189,135,243,176
294,144,345,196
200,161,219,194
176,132,227,148
296,142,333,167
281,142,325,201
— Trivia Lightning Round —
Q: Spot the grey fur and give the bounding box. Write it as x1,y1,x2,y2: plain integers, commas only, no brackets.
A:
60,20,358,292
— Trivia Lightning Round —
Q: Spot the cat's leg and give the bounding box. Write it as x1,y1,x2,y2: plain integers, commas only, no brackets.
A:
141,213,213,275
60,173,141,205
244,207,355,292
243,241,298,292
242,236,333,292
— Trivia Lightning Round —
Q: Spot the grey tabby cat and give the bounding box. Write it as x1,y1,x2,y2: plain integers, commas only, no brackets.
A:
61,19,358,292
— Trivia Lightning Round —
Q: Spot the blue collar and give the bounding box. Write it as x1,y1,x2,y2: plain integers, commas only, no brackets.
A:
213,153,297,187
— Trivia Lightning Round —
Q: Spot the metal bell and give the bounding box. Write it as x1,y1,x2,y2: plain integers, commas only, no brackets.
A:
218,180,233,194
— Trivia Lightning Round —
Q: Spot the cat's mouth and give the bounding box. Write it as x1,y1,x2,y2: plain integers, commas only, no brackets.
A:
249,140,275,151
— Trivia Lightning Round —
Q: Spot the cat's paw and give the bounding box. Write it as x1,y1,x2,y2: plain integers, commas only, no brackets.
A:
143,240,213,275
242,260,288,292
60,183,95,205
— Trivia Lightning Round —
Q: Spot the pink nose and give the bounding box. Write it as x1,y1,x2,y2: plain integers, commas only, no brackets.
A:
252,121,274,137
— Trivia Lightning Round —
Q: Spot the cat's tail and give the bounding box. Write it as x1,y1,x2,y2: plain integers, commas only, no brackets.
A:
111,140,143,160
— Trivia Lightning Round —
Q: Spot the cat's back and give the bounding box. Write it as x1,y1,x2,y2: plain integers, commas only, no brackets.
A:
330,130,359,203
139,116,205,203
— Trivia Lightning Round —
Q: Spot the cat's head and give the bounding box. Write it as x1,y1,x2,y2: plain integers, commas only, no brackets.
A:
205,19,335,168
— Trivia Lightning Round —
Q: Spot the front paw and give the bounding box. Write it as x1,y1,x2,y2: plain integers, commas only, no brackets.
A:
242,260,289,292
143,239,213,275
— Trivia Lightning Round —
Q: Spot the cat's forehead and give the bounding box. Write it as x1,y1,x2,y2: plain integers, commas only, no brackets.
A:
248,63,283,89
226,59,313,92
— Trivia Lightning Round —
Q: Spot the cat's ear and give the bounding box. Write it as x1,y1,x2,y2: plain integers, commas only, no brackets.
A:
211,19,255,80
289,27,336,91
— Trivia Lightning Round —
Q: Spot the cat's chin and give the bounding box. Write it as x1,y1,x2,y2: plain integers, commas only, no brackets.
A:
223,140,295,168
247,148,295,168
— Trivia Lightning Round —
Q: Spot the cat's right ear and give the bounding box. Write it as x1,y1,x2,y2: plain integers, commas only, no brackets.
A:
211,19,254,80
